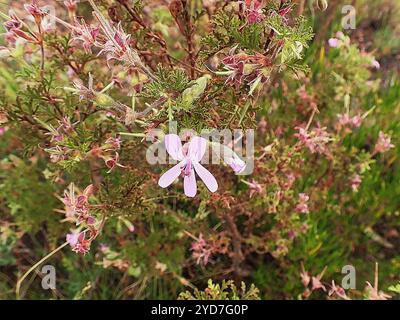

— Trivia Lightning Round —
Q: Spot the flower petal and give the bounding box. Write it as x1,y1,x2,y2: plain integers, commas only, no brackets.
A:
188,136,208,162
193,162,218,192
225,153,246,173
83,184,94,197
158,162,183,188
66,233,79,247
164,134,184,161
184,169,197,197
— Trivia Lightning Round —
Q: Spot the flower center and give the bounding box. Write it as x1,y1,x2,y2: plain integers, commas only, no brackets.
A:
181,160,192,177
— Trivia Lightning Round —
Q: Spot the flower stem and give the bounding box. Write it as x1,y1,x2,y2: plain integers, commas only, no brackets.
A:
16,241,69,300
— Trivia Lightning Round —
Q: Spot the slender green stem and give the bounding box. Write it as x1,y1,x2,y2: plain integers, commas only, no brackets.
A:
16,241,69,300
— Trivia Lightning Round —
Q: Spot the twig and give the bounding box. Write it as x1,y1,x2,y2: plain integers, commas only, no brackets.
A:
113,96,167,119
223,213,244,276
182,2,196,79
116,0,172,66
37,20,45,80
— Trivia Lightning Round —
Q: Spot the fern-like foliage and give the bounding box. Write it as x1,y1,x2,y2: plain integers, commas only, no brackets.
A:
178,279,260,300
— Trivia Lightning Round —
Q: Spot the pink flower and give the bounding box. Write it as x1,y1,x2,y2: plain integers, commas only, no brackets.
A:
44,117,75,143
311,267,327,292
337,113,351,127
278,6,292,21
24,0,47,24
103,152,124,172
104,137,122,150
295,125,331,154
351,114,362,127
0,126,8,136
66,232,80,247
300,264,310,287
311,276,326,291
97,22,131,66
350,174,362,192
71,19,100,54
221,48,270,90
374,131,394,154
98,243,109,253
3,10,22,32
328,38,339,48
62,184,95,224
247,179,264,197
66,232,91,254
191,234,212,265
3,10,38,43
371,59,380,69
90,136,124,172
158,134,218,197
64,0,77,12
329,281,349,300
295,193,309,214
365,281,391,300
4,31,17,45
241,0,264,24
222,54,246,89
337,113,362,129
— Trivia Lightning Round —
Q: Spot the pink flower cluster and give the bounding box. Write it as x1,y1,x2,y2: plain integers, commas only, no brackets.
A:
374,131,394,154
337,113,362,129
191,234,213,266
64,0,78,13
240,0,265,24
90,137,123,172
52,0,143,72
365,281,392,300
62,183,102,255
24,1,46,23
44,118,77,163
97,22,132,66
3,8,42,45
66,231,93,255
300,264,328,298
71,19,100,54
221,47,270,90
294,124,332,154
62,184,95,225
328,281,349,300
295,193,309,214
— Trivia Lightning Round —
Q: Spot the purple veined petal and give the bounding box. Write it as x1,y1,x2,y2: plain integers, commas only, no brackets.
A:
188,136,208,162
164,134,184,161
193,162,218,193
158,161,184,188
184,169,197,197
